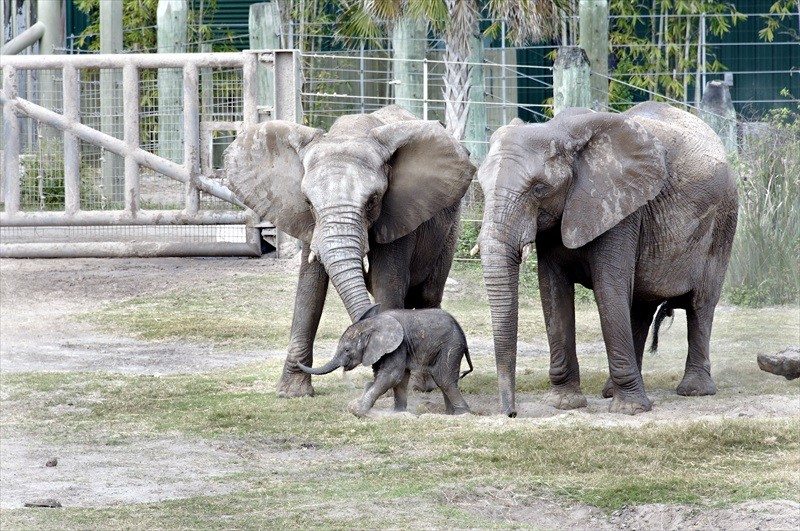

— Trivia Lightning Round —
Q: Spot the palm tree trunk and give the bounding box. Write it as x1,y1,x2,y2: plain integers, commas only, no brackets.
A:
442,0,478,141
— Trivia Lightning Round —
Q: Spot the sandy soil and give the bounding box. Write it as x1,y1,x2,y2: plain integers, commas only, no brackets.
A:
1,257,798,529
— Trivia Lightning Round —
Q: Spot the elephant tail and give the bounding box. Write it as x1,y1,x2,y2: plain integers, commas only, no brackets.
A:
649,302,674,353
459,346,474,380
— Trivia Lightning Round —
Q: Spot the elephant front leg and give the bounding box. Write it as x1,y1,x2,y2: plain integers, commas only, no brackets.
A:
594,287,652,414
602,301,659,399
538,258,587,410
277,244,329,398
349,365,405,418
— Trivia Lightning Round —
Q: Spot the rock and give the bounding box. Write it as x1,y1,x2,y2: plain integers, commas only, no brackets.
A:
45,457,58,467
24,498,62,508
757,346,800,380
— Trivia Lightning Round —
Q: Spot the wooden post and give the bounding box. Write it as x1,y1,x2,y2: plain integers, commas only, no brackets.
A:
465,35,488,163
579,0,608,110
553,47,591,115
391,15,427,118
249,2,282,118
157,0,187,163
700,80,737,156
100,0,124,202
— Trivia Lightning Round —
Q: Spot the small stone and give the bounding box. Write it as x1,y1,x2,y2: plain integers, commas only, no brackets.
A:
45,457,58,467
24,498,62,508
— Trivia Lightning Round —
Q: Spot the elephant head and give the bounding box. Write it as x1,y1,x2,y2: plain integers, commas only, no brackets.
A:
475,109,667,416
224,106,475,321
296,305,404,374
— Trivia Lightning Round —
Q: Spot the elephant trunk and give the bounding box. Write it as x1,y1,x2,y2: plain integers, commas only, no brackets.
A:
313,209,372,322
296,357,342,375
480,235,522,418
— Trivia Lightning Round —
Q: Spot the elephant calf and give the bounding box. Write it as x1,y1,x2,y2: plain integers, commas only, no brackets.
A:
297,306,473,417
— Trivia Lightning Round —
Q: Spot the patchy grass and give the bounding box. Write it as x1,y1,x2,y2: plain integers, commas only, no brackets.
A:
2,353,798,530
4,260,799,529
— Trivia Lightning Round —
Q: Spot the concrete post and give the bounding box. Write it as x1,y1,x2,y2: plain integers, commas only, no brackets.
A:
553,47,591,115
100,0,125,202
579,0,608,110
157,0,187,163
700,80,737,155
391,15,427,118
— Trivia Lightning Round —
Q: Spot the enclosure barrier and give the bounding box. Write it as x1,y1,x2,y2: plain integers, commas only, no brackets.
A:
0,50,301,258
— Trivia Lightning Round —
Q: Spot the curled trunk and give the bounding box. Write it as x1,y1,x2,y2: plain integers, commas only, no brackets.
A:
297,358,342,375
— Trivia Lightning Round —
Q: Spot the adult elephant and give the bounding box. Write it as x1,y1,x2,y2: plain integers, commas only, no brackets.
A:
474,102,738,416
224,106,475,397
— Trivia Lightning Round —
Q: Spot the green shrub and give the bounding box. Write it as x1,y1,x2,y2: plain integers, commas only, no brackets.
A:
726,95,800,307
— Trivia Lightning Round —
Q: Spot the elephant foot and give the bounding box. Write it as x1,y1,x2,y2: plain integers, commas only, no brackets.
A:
348,399,369,418
544,388,588,410
276,369,315,398
676,370,717,396
410,371,438,393
601,377,614,399
608,393,652,415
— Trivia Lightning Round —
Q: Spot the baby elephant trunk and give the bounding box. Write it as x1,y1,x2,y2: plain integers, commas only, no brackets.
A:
296,358,342,376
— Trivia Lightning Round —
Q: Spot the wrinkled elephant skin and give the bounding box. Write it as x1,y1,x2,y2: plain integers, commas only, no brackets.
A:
476,102,738,416
297,305,473,416
224,106,475,397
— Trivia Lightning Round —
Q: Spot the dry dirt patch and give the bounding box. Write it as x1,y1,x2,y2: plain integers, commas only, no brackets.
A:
1,257,798,529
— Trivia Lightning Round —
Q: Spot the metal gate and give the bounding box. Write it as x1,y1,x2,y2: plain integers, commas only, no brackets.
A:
0,50,301,257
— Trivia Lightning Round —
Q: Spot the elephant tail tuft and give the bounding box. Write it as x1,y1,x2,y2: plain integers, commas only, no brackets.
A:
649,302,674,354
459,347,474,380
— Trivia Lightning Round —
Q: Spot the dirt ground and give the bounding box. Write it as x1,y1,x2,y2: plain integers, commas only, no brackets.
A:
1,257,798,529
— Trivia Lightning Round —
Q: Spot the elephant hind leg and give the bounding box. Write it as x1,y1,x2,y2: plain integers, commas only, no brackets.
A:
393,370,411,412
677,302,717,396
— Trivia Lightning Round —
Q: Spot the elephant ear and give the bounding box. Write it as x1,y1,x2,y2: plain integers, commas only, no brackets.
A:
362,314,404,367
369,121,476,244
224,120,323,243
560,113,667,249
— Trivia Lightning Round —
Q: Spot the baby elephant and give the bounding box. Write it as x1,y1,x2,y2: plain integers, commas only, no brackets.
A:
297,305,473,417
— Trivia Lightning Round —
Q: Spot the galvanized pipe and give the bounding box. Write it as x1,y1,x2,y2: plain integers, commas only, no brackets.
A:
62,64,81,215
2,66,20,215
0,52,247,70
123,63,141,215
0,210,253,226
184,63,201,215
0,241,261,258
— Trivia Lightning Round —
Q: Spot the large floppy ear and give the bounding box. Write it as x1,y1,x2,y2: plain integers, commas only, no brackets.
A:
362,314,404,367
559,113,667,249
369,121,476,244
224,120,323,243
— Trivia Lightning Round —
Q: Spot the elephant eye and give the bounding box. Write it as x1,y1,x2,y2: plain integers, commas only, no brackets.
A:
366,195,379,211
532,183,549,198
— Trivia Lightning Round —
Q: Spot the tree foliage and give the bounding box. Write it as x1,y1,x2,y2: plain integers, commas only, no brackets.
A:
608,0,745,108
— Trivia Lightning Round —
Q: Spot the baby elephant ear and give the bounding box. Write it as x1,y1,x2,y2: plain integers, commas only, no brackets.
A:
362,314,404,367
369,121,476,244
224,121,322,243
560,113,667,249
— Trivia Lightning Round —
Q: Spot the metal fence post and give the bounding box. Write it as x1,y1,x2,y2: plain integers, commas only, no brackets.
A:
100,0,124,203
2,66,20,215
62,64,81,215
123,63,141,215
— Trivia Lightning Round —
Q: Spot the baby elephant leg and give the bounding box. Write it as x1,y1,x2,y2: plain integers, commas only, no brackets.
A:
392,370,411,412
434,371,470,415
349,356,406,417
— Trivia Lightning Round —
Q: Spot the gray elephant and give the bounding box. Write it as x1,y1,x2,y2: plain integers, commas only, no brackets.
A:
296,305,473,417
474,102,738,416
224,106,475,398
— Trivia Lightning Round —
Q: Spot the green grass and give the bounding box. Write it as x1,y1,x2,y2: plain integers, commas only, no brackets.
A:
2,355,798,529
4,262,799,529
